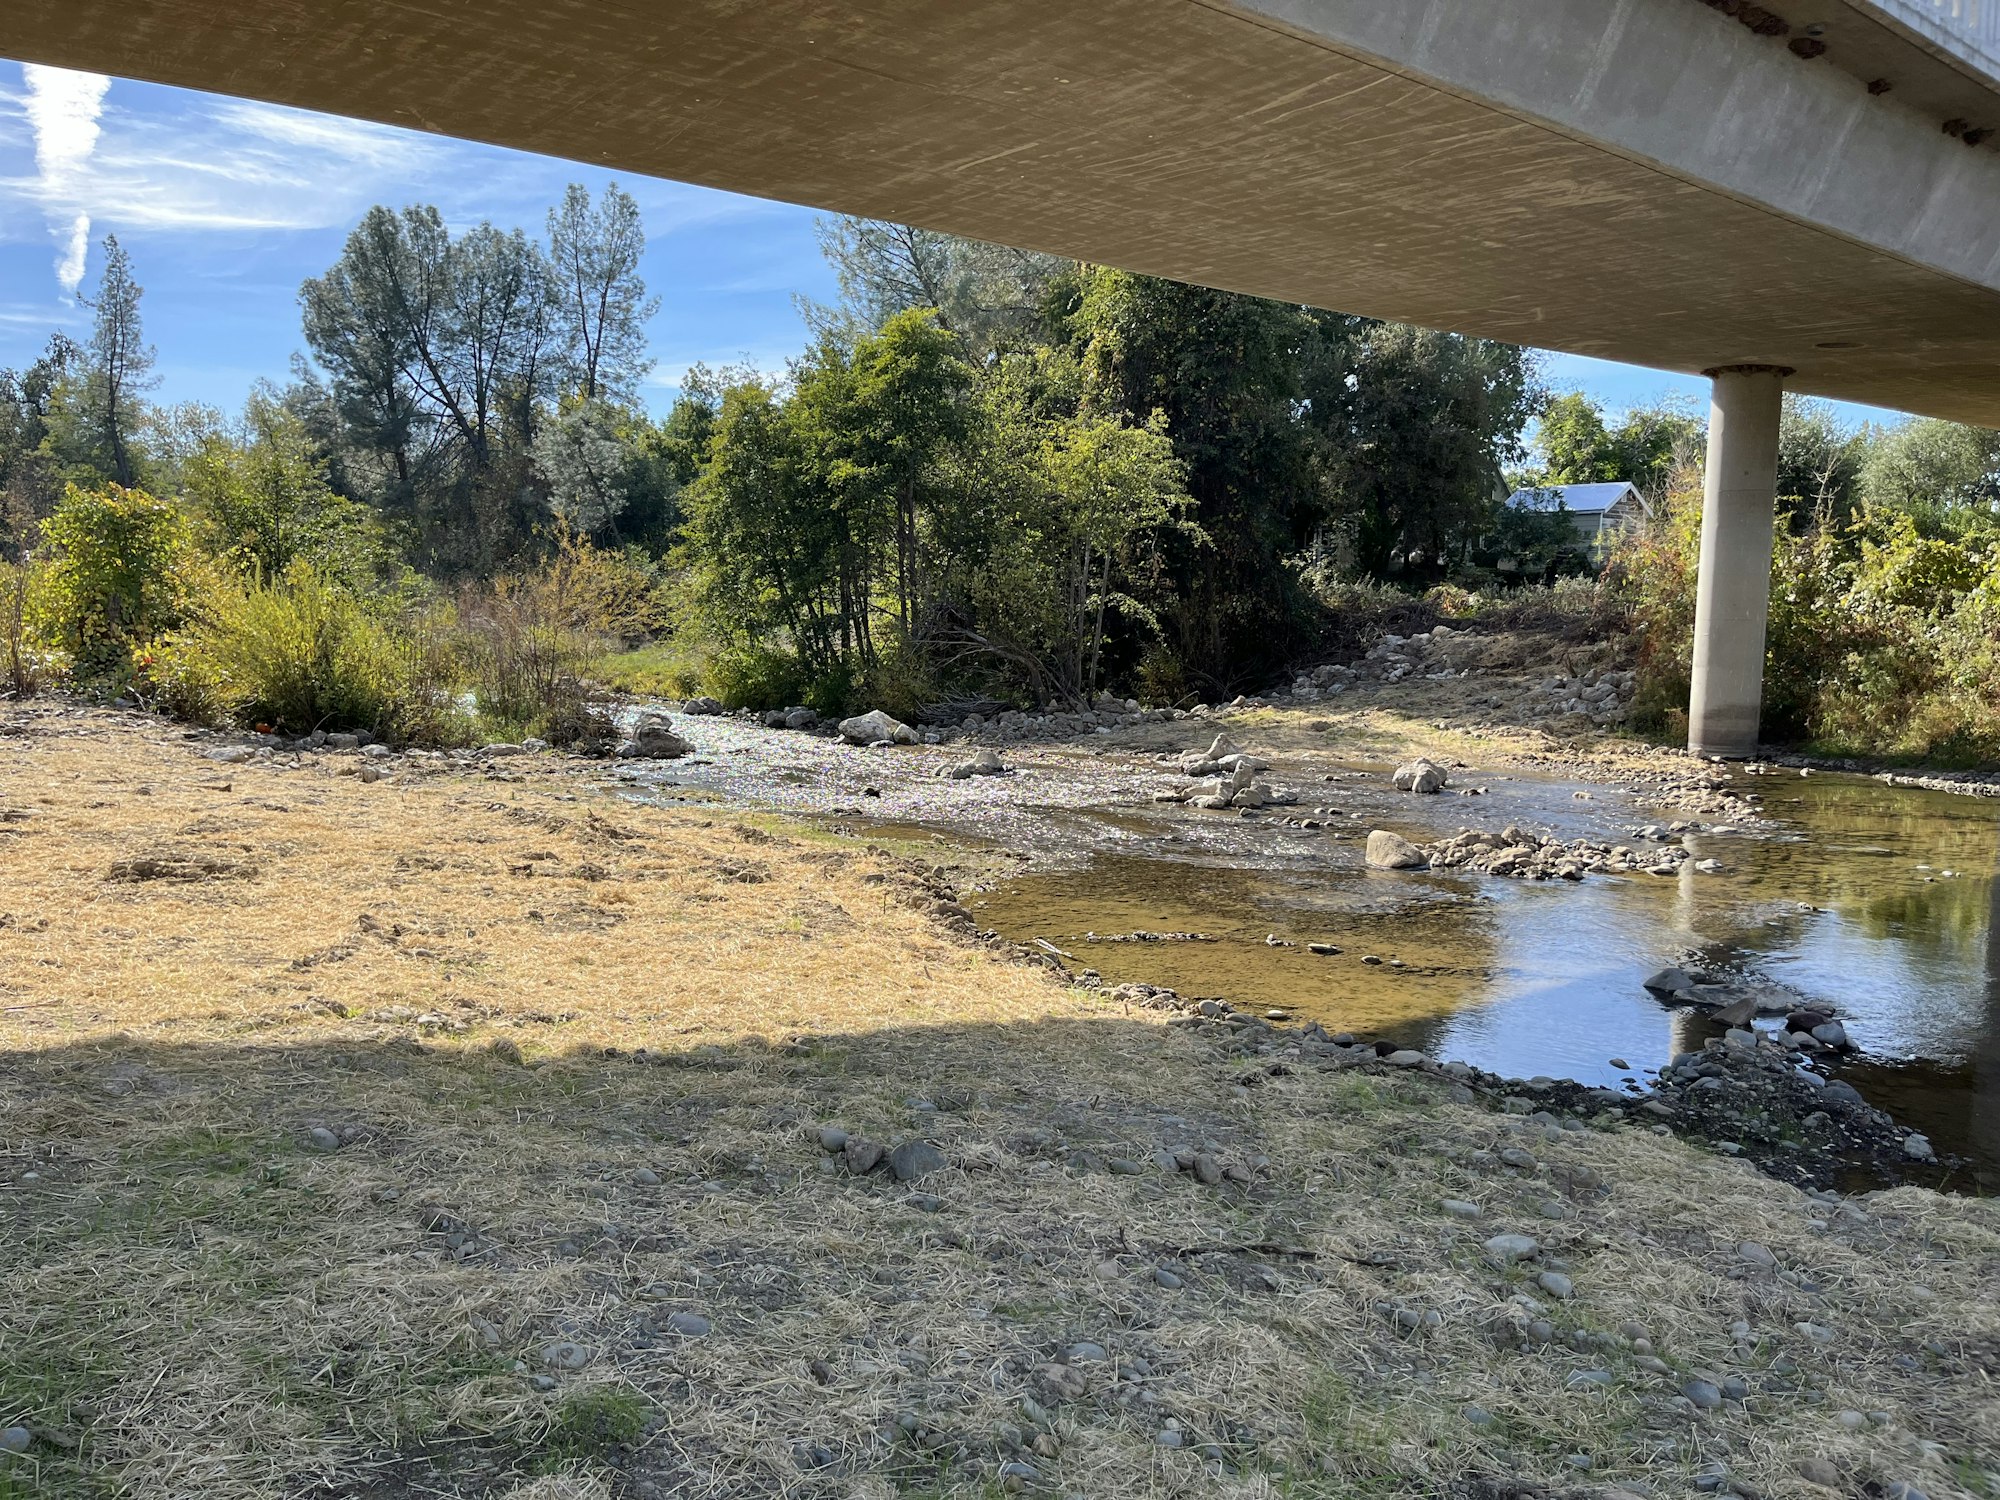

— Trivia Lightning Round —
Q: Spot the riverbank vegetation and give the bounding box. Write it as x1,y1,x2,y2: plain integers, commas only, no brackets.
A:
3,195,1998,762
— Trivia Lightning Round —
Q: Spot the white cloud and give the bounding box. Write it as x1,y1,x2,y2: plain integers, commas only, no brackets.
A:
20,65,110,292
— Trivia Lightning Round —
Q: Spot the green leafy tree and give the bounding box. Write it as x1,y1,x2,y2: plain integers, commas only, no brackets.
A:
1776,396,1869,527
547,182,658,402
1534,392,1619,484
301,206,555,571
1323,321,1539,579
1068,269,1326,689
181,393,396,588
0,333,81,554
811,216,1068,359
1861,417,2000,534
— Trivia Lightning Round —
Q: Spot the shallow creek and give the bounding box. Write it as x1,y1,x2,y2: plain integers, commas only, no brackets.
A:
616,714,2000,1190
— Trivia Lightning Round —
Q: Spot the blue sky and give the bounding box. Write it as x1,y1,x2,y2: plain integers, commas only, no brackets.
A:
1,62,1907,433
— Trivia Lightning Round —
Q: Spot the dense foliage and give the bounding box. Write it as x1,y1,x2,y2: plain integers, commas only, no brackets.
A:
3,201,1997,762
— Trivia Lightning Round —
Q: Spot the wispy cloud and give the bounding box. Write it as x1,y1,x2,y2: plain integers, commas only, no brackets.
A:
20,65,110,292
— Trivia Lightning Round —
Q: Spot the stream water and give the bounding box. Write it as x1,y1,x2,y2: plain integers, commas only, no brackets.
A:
615,714,2000,1191
975,771,2000,1191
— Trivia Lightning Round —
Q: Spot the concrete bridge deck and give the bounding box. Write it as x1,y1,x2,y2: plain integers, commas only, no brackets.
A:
4,0,2000,424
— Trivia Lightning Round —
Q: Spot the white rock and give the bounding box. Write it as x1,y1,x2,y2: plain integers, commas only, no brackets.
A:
1365,830,1427,869
838,709,918,746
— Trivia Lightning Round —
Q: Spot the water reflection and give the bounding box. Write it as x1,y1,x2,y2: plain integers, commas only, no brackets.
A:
974,771,2000,1186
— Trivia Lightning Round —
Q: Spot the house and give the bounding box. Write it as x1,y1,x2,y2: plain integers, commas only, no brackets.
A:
1502,480,1651,561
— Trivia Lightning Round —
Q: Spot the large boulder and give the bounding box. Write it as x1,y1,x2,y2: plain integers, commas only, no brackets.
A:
945,748,1007,780
1365,830,1428,869
615,710,691,759
838,709,919,746
1392,758,1450,794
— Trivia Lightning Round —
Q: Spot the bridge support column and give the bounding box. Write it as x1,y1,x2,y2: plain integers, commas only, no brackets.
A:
1688,364,1788,759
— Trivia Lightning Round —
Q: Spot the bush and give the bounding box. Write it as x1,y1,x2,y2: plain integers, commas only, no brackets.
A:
30,484,196,680
1,559,52,699
459,534,655,738
158,563,407,734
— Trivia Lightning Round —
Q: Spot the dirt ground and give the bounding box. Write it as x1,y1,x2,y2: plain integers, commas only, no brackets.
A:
2,702,1997,1500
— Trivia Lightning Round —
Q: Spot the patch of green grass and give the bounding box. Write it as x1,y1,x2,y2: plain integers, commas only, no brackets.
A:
592,643,702,699
1278,1370,1409,1498
533,1385,652,1471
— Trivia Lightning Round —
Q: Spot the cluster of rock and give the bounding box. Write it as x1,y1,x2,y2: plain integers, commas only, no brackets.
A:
613,710,690,760
813,1125,950,1184
1083,974,1945,1190
758,706,821,732
1287,625,1479,697
943,748,1009,780
1647,1030,1936,1179
954,695,1180,743
1641,967,1854,1052
1421,826,1705,881
1155,735,1298,812
1521,665,1636,727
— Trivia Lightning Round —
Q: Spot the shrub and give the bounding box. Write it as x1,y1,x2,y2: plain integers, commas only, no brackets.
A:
29,484,196,680
459,533,655,738
1,558,51,699
161,563,406,734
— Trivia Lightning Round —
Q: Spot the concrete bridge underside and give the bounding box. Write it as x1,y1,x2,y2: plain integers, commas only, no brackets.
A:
5,0,2000,753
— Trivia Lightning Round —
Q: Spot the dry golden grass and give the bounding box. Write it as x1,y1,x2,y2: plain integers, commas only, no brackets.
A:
2,705,1997,1500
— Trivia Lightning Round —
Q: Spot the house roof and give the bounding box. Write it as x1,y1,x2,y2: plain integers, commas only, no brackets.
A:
1504,481,1649,516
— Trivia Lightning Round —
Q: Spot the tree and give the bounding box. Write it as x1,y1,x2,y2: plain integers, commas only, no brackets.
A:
547,183,657,402
1535,392,1618,485
180,391,395,588
1776,396,1868,526
302,205,556,570
1322,322,1539,579
79,237,158,487
0,333,81,553
30,483,192,673
1861,417,2000,534
812,217,1067,359
1067,269,1326,689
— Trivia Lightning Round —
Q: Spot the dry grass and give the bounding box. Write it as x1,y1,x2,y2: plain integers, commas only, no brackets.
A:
2,705,1997,1500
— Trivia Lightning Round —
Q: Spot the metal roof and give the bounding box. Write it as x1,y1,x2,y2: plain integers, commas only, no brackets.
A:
1503,482,1648,515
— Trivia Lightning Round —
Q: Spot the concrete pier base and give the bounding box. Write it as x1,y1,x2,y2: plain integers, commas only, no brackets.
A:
1687,365,1788,759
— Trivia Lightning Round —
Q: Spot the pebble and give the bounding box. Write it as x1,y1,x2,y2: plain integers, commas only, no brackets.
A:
844,1137,884,1175
1737,1240,1776,1267
1497,1147,1537,1170
307,1126,340,1151
1065,1342,1107,1363
817,1126,848,1153
1439,1198,1483,1220
540,1341,592,1370
665,1311,712,1337
1535,1270,1574,1299
1462,1404,1494,1426
631,1167,660,1186
888,1139,949,1182
1566,1369,1612,1389
1153,1268,1183,1290
1385,1050,1426,1068
1882,1486,1929,1500
1482,1233,1539,1266
1191,1154,1224,1186
1682,1378,1723,1410
0,1427,26,1454
1835,1409,1866,1430
1155,1428,1184,1448
1903,1133,1935,1161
